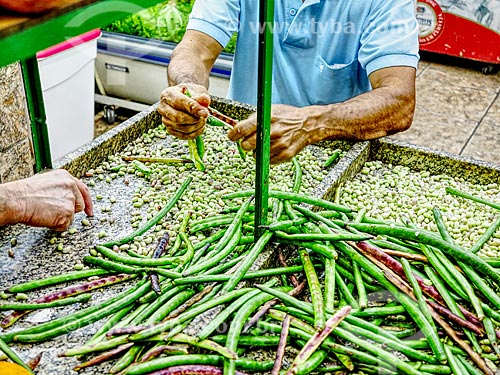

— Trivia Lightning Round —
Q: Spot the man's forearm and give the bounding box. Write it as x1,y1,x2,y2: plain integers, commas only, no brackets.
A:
308,86,415,144
167,30,222,88
168,43,211,88
306,67,416,145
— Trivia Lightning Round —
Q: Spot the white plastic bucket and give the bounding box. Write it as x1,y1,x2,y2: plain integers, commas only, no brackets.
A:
37,29,101,161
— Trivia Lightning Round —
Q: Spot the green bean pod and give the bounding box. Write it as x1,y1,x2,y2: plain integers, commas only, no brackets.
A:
335,269,359,309
470,216,500,254
457,355,485,375
178,232,195,266
131,160,151,175
6,268,109,294
446,187,500,211
482,317,500,358
299,249,325,328
292,156,302,193
353,260,367,309
424,266,483,355
123,354,273,375
224,290,285,375
11,280,151,343
0,293,91,311
401,258,444,356
94,245,181,267
221,231,273,294
188,138,206,171
129,288,252,341
109,345,142,374
0,337,33,373
323,148,341,168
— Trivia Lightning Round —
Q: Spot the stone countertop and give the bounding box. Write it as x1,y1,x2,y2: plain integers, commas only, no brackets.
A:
0,174,147,374
0,106,176,374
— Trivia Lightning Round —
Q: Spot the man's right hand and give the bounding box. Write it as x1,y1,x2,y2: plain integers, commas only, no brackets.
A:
158,83,211,140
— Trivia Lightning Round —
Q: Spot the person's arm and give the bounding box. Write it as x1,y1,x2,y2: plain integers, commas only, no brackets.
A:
307,65,416,141
0,169,93,231
168,30,223,88
158,30,223,140
228,65,416,164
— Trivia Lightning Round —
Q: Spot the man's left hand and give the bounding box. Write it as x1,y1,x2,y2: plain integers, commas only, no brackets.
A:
227,104,314,164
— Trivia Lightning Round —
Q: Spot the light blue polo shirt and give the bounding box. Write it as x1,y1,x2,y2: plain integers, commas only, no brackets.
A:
187,0,419,107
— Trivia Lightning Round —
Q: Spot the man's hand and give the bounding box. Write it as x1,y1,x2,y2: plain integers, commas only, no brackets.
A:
228,104,314,164
228,66,416,165
0,169,94,231
158,83,211,140
159,29,222,140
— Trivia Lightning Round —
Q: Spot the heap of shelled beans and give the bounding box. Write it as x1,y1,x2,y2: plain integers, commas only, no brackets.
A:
339,161,500,256
0,122,499,375
82,124,333,257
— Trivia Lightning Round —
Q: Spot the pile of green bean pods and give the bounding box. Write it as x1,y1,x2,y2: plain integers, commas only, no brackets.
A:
1,122,500,374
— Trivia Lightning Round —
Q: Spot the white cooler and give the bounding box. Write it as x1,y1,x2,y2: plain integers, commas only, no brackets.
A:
37,29,101,161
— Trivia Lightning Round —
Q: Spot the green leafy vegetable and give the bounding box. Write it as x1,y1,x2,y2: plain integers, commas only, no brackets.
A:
104,0,236,54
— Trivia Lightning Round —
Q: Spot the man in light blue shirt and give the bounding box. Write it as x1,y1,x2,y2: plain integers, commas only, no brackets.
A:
159,0,419,164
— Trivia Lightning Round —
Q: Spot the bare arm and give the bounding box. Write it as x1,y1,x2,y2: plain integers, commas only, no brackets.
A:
228,66,416,163
159,30,223,139
167,30,223,87
308,66,416,142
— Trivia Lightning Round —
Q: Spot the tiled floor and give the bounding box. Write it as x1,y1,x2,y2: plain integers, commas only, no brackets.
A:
94,107,138,139
390,53,500,165
95,53,500,165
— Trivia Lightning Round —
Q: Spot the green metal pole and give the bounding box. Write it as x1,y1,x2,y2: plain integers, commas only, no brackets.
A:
21,58,53,172
254,0,275,239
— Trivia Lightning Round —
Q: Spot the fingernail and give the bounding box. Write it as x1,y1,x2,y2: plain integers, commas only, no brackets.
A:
197,109,209,117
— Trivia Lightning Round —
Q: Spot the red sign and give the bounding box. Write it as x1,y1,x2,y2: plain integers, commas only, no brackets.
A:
416,0,500,64
416,0,445,44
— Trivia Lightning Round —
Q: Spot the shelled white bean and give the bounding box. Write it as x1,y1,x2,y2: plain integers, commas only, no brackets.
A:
339,160,500,257
85,123,338,256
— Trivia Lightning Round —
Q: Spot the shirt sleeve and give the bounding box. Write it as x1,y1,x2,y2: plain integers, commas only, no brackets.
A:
186,0,241,48
359,0,420,75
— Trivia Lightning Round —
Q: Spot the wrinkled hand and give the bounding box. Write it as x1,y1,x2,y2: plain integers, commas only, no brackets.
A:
158,83,211,140
227,104,312,164
0,169,94,231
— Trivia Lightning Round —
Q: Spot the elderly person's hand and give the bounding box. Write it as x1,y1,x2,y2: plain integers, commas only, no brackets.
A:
228,104,313,165
0,169,93,231
158,83,211,140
